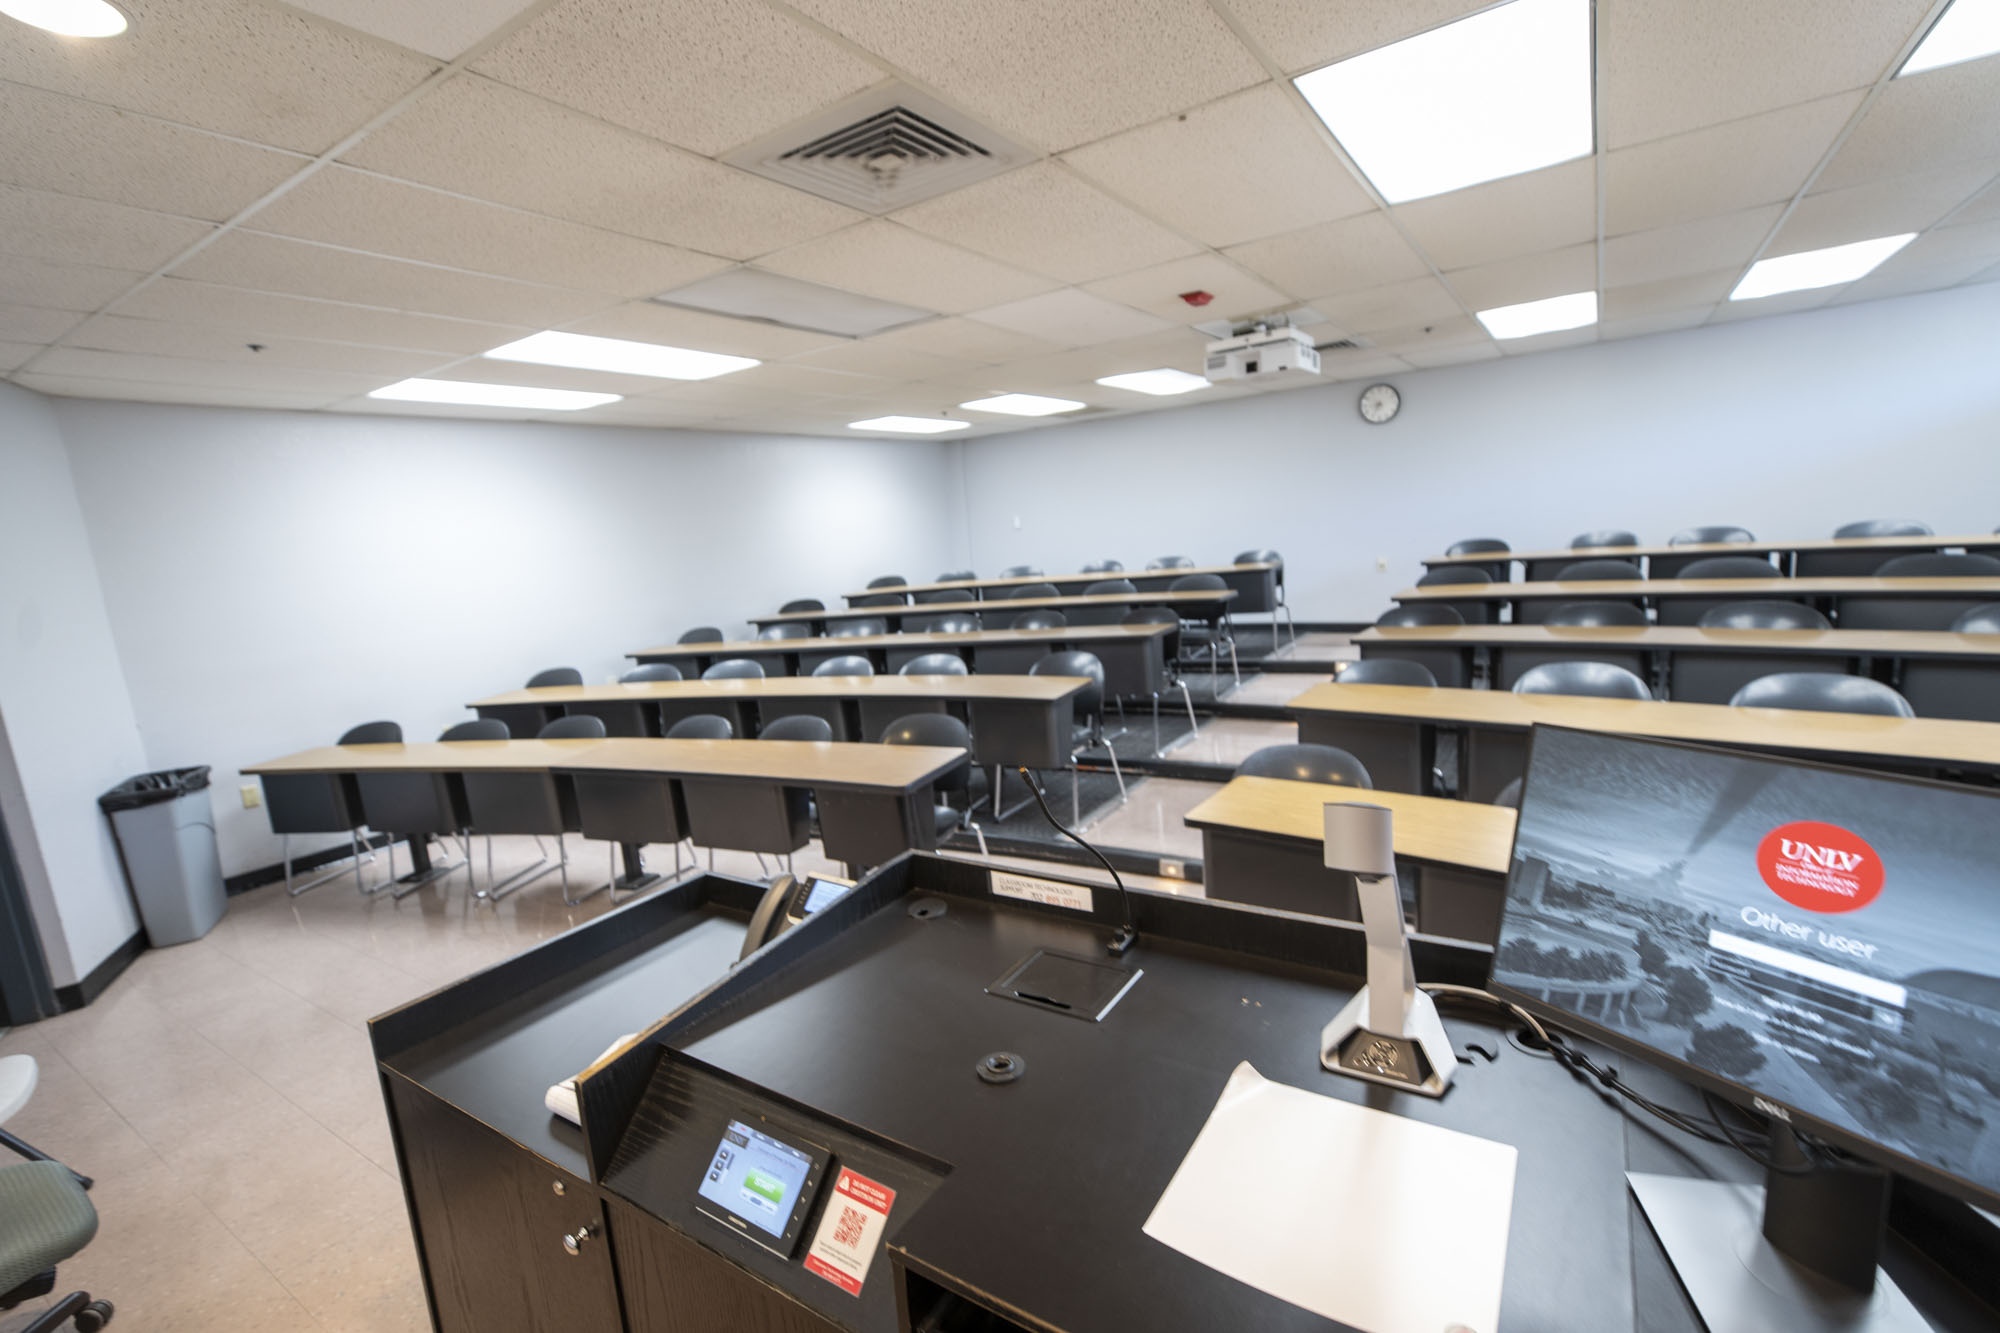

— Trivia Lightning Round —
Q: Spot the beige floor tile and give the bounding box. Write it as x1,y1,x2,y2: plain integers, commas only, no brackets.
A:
1221,671,1332,706
1080,777,1212,861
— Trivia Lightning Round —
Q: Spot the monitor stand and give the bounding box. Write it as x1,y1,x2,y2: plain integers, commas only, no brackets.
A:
1630,1129,1928,1333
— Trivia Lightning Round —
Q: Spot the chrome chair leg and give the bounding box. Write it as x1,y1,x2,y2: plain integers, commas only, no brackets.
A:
478,834,555,902
561,839,606,906
286,832,370,898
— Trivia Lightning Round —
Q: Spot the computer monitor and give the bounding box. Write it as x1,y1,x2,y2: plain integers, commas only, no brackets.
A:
1490,726,1998,1331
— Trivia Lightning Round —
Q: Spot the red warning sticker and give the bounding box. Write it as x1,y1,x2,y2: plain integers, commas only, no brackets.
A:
1757,821,1883,914
803,1167,896,1297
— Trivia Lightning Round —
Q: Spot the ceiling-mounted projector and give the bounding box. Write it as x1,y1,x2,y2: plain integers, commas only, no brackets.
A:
1203,323,1321,380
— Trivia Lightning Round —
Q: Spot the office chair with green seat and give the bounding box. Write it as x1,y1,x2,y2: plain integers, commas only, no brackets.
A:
0,1056,113,1332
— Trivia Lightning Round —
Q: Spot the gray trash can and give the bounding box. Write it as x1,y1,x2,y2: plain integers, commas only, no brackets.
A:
99,766,226,946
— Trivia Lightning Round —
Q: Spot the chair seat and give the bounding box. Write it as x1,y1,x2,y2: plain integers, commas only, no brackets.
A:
0,1162,98,1296
930,803,961,836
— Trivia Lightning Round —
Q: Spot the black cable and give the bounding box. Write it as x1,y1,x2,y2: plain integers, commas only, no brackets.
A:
1015,767,1137,954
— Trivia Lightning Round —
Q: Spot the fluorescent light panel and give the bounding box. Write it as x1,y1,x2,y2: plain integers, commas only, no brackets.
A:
655,268,934,337
1729,234,1916,301
847,416,970,434
1095,368,1210,396
484,330,756,381
368,379,621,411
0,0,127,36
1475,290,1597,339
1899,0,2000,75
1293,0,1593,204
959,393,1086,417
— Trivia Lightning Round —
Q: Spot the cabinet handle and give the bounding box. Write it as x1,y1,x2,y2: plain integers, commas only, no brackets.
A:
562,1222,599,1257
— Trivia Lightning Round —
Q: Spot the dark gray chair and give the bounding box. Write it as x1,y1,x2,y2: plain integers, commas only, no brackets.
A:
1729,672,1914,718
703,659,765,680
851,593,906,608
1659,555,1785,626
1378,605,1463,627
1012,610,1065,630
779,598,824,613
1535,559,1644,624
1171,573,1239,688
1338,660,1436,686
1369,604,1469,688
1876,553,2000,576
1494,602,1651,688
1084,577,1137,594
1081,559,1125,573
1961,605,2000,632
1512,661,1651,700
1313,661,1434,794
460,714,604,904
1463,661,1651,800
1900,603,2000,721
1443,538,1511,582
621,663,683,683
1021,651,1124,822
1671,526,1755,545
1000,565,1042,578
757,622,812,641
900,653,968,676
1234,548,1293,641
678,627,724,644
1416,565,1495,625
1572,530,1638,549
1236,743,1372,789
526,667,582,688
1122,607,1196,754
540,715,604,740
927,613,979,635
442,719,507,741
264,720,400,898
811,655,874,676
1839,553,2000,629
1674,602,1836,704
1545,600,1648,627
1211,745,1373,921
830,617,889,639
912,589,975,604
1696,600,1829,631
866,575,908,589
1802,520,1935,575
0,1061,112,1333
1073,577,1137,625
882,713,985,855
1011,582,1060,598
1836,519,1931,538
759,715,833,743
1147,556,1196,570
937,569,977,582
667,714,733,739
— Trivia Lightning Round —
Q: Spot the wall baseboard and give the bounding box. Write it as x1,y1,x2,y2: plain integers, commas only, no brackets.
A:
52,928,146,1012
224,832,391,897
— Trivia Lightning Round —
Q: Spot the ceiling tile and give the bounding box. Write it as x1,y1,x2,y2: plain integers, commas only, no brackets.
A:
1598,308,1713,340
1602,206,1782,287
0,342,38,372
712,362,892,397
1777,159,2000,253
0,256,144,312
1708,287,1835,322
342,76,862,260
33,346,390,396
170,231,616,327
758,220,1056,315
1949,181,2000,228
0,184,212,271
471,0,882,156
1814,59,2000,192
0,83,305,223
968,288,1173,346
1219,0,1496,76
1496,325,1598,355
64,313,448,375
891,163,1200,284
0,0,439,154
1062,85,1375,247
785,0,1265,151
1392,158,1597,271
1399,341,1501,369
1444,244,1596,311
403,356,668,396
1603,93,1861,235
1081,254,1289,323
0,304,86,343
789,340,973,380
275,0,543,60
112,277,531,354
563,301,842,360
16,371,341,410
1306,275,1462,333
862,316,1062,365
987,328,1202,384
1223,211,1431,300
1598,0,1933,147
1601,269,1736,320
1362,314,1487,354
245,167,730,297
1832,226,2000,303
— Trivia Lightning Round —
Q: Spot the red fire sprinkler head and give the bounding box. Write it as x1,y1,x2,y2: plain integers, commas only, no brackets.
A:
1179,290,1214,307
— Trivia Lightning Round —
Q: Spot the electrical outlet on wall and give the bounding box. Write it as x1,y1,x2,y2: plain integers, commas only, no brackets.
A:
240,784,262,809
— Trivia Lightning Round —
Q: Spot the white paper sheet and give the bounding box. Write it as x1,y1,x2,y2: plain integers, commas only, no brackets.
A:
1142,1062,1517,1333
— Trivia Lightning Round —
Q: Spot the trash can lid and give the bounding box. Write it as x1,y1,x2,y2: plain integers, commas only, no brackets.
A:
99,766,211,812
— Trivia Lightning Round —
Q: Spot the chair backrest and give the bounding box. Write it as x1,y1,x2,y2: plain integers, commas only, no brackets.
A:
526,667,582,688
1446,538,1510,556
339,720,402,744
1544,600,1649,627
1234,743,1373,789
677,626,724,644
621,663,684,682
1147,555,1197,570
779,598,825,613
758,622,811,640
1696,600,1831,631
1677,556,1779,580
1729,672,1914,718
1337,659,1437,687
866,575,908,588
1952,603,2000,634
1083,578,1137,595
1571,530,1639,549
759,715,834,743
1081,559,1125,573
1011,582,1060,598
914,589,975,604
1493,777,1524,810
1000,565,1042,578
851,593,906,607
1376,605,1465,627
1168,573,1227,592
1835,519,1931,539
1875,552,2000,577
702,658,765,680
936,569,977,582
1555,558,1644,582
1511,661,1652,700
880,713,974,794
1234,548,1283,567
666,713,734,739
1013,610,1066,630
440,719,508,741
929,613,981,634
1671,525,1755,545
1031,650,1105,715
1122,607,1177,626
812,654,877,676
539,714,607,740
1417,566,1492,587
900,652,969,676
830,617,889,638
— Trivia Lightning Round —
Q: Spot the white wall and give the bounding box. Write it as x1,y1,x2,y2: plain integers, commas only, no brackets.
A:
958,282,2000,621
0,383,149,986
56,404,968,875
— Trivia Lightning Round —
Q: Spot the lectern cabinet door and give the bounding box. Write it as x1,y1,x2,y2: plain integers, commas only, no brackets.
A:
609,1199,841,1333
389,1078,624,1332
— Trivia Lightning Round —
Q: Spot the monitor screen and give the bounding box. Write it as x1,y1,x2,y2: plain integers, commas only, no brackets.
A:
697,1120,819,1242
1490,726,2000,1209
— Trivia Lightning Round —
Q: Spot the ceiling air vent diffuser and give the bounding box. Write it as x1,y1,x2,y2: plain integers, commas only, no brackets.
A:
725,84,1031,213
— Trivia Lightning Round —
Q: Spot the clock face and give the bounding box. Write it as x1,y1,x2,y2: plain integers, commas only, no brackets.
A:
1359,383,1400,424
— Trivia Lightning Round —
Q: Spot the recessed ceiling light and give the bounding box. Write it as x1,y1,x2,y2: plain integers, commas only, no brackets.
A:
1729,234,1917,301
1475,290,1598,339
0,0,128,36
1899,0,2000,76
368,379,621,411
959,393,1087,417
655,268,934,337
847,416,971,434
483,330,756,381
1095,368,1211,396
1293,0,1593,204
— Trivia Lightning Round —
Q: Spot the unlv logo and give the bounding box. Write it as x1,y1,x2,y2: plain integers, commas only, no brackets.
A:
1756,821,1883,913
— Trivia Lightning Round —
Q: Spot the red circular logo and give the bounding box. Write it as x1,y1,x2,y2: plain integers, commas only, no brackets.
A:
1756,821,1883,913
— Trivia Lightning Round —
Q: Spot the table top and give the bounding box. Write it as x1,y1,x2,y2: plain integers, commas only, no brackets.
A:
1183,774,1516,873
844,561,1277,599
630,621,1174,660
1286,681,2000,768
1422,533,2000,567
244,738,968,791
1357,623,2000,659
751,587,1236,626
1395,576,2000,602
471,675,1089,709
